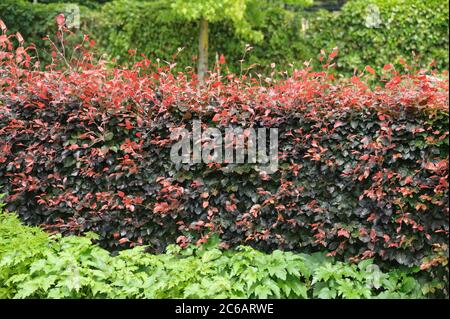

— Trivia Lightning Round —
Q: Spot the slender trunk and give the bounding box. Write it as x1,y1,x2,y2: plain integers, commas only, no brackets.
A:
198,18,208,84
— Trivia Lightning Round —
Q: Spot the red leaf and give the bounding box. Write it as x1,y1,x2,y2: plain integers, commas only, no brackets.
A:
365,65,376,75
55,14,65,27
125,119,134,130
329,48,338,60
360,154,369,161
338,228,350,238
333,121,344,129
154,202,170,214
212,114,221,122
370,229,377,240
415,203,427,211
404,176,413,185
219,54,226,65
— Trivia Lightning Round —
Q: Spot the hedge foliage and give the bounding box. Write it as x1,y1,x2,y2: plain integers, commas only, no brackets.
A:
0,0,96,65
31,1,109,9
1,210,444,299
95,0,312,73
1,0,448,74
0,22,448,285
308,0,450,74
94,0,449,74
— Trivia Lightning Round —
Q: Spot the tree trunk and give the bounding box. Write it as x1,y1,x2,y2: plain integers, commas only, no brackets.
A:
198,18,209,84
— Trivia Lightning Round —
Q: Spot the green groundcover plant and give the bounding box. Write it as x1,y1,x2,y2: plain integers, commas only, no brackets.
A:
0,208,445,299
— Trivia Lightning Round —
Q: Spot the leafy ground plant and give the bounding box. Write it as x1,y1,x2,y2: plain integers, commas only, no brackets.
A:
0,209,445,299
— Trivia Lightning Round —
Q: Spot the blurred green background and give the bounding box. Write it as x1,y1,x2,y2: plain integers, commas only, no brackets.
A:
0,0,448,74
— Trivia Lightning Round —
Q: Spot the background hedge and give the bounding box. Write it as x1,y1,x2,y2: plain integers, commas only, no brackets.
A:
94,0,450,74
307,0,450,74
95,0,317,74
1,0,448,74
0,0,96,65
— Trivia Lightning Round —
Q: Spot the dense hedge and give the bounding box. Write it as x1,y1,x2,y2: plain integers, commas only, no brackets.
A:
31,0,109,9
3,0,447,75
308,0,449,74
95,0,311,73
0,210,443,298
0,26,448,281
95,0,449,74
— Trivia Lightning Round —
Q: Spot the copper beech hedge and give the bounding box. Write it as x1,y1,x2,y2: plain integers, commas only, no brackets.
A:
0,27,448,277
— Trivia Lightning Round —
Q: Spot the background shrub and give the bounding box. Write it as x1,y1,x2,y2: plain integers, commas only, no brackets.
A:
2,0,447,75
0,0,96,66
95,0,312,74
31,0,109,9
306,0,450,74
94,0,449,74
